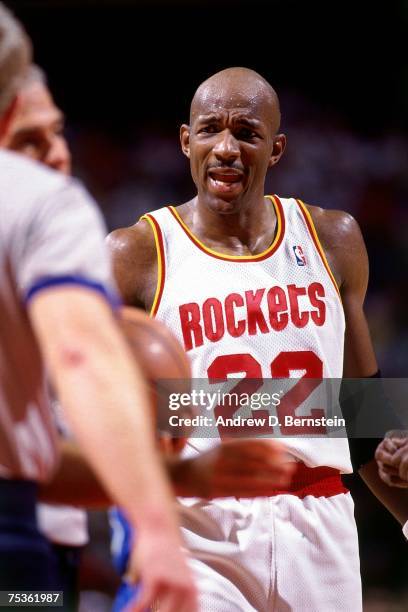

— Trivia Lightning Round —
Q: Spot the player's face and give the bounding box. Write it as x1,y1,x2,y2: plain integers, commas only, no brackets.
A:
2,81,71,175
181,89,285,214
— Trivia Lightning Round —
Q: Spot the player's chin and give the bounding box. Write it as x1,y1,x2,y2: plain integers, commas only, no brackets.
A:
206,193,245,215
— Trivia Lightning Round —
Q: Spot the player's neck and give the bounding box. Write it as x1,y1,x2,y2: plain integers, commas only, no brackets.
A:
181,195,277,256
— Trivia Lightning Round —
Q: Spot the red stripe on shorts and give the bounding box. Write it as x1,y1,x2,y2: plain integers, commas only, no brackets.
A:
269,464,348,499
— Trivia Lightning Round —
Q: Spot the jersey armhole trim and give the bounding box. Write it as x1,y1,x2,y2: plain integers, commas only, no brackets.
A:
24,275,121,309
296,199,342,300
139,214,166,317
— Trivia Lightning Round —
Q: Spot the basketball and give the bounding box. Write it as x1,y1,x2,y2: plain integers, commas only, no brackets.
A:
119,306,191,453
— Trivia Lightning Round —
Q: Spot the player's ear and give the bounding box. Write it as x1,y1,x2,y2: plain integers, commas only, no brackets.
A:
180,124,191,159
268,133,286,168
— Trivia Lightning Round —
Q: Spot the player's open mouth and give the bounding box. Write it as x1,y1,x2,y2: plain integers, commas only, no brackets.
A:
207,169,244,194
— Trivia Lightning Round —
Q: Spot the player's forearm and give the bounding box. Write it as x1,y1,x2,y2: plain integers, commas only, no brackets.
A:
39,442,197,505
359,458,408,525
52,334,179,526
30,288,180,531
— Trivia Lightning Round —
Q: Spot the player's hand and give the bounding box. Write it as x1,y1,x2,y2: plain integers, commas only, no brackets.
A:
375,437,408,488
393,438,408,482
171,439,295,498
125,520,198,612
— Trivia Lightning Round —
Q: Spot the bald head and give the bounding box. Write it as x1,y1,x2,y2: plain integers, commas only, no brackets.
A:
190,67,281,134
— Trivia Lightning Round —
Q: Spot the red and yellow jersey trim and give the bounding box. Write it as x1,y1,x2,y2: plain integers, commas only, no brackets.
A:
167,195,285,262
296,199,341,300
139,213,165,317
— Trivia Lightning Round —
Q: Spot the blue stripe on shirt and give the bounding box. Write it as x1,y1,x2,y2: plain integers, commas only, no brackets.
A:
24,275,121,309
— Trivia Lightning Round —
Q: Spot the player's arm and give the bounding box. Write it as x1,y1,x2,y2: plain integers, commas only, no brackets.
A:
29,288,197,612
29,285,178,518
308,206,377,375
107,220,158,310
311,206,408,525
40,438,293,506
38,438,111,507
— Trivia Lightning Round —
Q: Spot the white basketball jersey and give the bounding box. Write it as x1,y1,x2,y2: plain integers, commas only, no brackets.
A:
143,196,352,473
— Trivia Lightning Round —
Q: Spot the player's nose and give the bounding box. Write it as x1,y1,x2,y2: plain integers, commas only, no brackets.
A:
213,129,240,162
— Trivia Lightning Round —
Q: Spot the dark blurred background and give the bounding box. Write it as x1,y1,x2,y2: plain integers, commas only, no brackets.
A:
7,0,408,609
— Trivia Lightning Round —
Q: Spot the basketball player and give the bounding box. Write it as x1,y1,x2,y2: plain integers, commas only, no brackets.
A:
0,63,86,611
108,67,408,611
0,5,197,610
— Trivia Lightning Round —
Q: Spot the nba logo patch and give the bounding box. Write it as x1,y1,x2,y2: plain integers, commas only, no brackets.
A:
293,245,307,266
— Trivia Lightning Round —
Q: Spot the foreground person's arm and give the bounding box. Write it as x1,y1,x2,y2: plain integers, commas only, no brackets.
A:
30,286,198,612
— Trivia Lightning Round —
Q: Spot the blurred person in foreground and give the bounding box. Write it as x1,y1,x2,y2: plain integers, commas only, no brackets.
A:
1,63,70,172
0,4,198,610
0,63,87,611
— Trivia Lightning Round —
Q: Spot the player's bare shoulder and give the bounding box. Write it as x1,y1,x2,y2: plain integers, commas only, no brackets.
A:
107,219,158,310
305,204,368,293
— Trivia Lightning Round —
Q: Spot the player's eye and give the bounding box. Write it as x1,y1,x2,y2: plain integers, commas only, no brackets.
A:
11,137,40,155
199,125,218,134
236,128,257,140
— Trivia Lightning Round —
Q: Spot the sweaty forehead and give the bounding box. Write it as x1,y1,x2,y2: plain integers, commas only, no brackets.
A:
191,79,278,128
